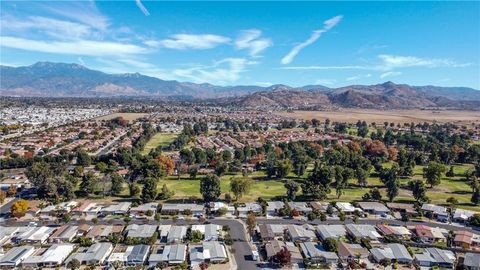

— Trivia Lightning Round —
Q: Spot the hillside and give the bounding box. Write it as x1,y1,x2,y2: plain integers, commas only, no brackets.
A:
1,62,479,109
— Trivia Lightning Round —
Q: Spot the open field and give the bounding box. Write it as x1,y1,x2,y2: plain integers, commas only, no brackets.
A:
142,132,179,155
276,109,480,125
95,112,149,121
146,163,480,211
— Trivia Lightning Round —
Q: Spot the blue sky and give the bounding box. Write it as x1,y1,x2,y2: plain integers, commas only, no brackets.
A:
1,1,479,88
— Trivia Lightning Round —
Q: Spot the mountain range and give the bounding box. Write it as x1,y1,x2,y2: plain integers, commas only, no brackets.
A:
1,62,480,109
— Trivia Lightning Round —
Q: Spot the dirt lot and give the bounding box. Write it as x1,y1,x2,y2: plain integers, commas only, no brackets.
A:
276,109,480,125
95,112,149,121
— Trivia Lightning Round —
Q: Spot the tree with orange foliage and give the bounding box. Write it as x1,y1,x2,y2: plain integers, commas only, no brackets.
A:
0,190,6,204
6,185,16,197
387,147,399,161
157,155,175,175
364,140,388,158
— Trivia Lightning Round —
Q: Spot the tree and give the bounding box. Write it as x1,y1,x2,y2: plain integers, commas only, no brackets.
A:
284,180,300,201
246,213,256,236
469,214,480,226
11,199,29,217
230,177,253,200
95,162,108,173
472,189,480,205
156,262,168,270
302,162,333,200
157,155,175,175
79,172,97,196
110,173,124,196
141,177,158,202
355,168,369,187
408,180,429,203
199,262,209,270
200,174,221,202
423,161,446,188
273,247,292,267
129,182,141,197
67,258,81,270
77,151,92,166
276,159,293,179
6,185,16,197
379,258,391,269
322,237,338,252
446,166,455,177
0,190,6,204
446,197,458,206
380,166,400,202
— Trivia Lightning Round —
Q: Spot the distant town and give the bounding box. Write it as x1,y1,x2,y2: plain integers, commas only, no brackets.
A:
1,97,480,270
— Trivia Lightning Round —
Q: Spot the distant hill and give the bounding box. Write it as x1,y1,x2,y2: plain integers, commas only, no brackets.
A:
1,62,479,109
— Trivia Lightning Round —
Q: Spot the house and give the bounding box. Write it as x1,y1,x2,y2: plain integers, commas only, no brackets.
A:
286,224,317,242
167,226,187,243
357,202,390,215
414,225,446,243
129,202,158,216
454,231,480,250
337,241,369,262
370,244,413,264
265,240,303,264
422,204,449,222
386,202,418,216
39,201,78,216
49,225,79,243
237,202,262,217
191,224,222,241
125,224,158,239
66,242,113,266
160,203,204,216
0,246,35,267
376,224,411,239
336,202,358,214
310,202,330,212
0,227,21,245
21,244,75,268
148,244,187,266
424,248,456,268
158,225,172,243
464,253,480,270
15,226,56,244
106,245,149,266
316,225,347,241
208,202,232,215
345,224,381,241
266,201,285,216
99,202,131,216
299,241,338,266
287,201,312,214
189,241,228,265
453,209,476,223
258,224,275,241
86,225,123,240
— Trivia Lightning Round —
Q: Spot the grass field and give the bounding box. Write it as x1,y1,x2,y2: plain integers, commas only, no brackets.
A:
96,112,149,121
141,132,179,155
276,109,480,125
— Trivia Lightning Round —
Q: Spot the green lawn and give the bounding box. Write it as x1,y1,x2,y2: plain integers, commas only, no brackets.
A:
157,174,286,202
141,132,179,155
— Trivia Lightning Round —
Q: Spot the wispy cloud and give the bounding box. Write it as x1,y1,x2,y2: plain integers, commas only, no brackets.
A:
281,54,470,71
346,74,371,81
152,34,231,50
281,15,342,65
380,71,402,79
171,58,257,84
235,29,272,57
255,81,274,87
135,0,150,16
0,36,148,56
315,79,336,86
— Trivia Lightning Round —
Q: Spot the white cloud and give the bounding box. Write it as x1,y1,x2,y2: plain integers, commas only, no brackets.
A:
315,79,336,86
380,71,402,79
255,81,274,87
40,1,109,31
0,36,148,56
281,15,342,65
377,54,470,70
235,29,272,56
171,58,257,84
135,0,150,16
1,15,95,40
155,34,231,50
346,74,372,81
281,65,368,70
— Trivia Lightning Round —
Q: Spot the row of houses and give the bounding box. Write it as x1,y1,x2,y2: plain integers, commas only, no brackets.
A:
0,241,228,269
256,223,480,269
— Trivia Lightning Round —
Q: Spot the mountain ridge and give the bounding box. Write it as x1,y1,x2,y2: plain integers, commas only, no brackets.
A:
1,62,479,109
